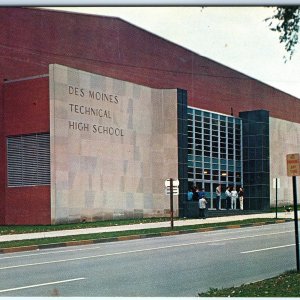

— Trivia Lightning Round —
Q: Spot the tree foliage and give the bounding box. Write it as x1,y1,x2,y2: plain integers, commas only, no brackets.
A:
266,6,300,61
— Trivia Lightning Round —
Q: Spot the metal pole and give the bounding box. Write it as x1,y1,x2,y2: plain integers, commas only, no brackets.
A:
276,178,278,219
293,176,300,272
170,178,174,230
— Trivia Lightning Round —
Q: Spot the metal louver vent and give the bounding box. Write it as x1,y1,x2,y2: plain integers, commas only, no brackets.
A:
7,133,50,187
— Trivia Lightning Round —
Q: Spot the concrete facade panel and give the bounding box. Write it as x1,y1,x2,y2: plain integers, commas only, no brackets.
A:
270,117,300,207
49,64,178,224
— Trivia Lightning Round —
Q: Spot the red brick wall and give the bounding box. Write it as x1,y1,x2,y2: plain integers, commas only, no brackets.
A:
1,77,50,225
5,186,50,225
0,7,299,122
3,77,50,135
0,85,4,224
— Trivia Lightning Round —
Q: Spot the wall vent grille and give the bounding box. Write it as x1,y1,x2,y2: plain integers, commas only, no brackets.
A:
7,133,50,187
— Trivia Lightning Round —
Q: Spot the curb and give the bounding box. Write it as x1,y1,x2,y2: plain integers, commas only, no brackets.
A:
0,219,292,254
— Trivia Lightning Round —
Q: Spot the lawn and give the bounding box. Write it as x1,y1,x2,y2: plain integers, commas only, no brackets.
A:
198,270,300,297
0,217,171,235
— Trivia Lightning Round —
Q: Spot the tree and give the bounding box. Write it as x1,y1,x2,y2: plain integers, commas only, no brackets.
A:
266,6,300,61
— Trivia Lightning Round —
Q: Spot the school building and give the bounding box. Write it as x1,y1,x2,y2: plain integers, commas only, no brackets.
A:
1,7,300,225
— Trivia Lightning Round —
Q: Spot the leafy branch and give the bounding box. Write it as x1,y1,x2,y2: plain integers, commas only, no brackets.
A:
266,6,300,61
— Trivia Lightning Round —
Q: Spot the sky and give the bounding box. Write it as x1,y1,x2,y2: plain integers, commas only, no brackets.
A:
45,6,300,99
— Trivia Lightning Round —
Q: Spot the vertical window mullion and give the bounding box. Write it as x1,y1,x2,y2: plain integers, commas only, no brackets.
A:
226,118,228,187
192,111,196,184
233,120,236,186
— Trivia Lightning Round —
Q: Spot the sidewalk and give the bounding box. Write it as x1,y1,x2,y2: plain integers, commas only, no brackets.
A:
0,212,293,243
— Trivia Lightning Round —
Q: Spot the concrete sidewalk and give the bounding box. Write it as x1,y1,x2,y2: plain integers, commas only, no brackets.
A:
0,212,293,243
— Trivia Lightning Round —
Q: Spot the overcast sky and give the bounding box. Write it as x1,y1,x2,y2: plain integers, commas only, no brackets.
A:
46,6,300,99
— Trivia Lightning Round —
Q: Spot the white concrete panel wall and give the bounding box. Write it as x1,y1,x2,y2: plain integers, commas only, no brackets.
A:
270,117,300,207
49,64,178,224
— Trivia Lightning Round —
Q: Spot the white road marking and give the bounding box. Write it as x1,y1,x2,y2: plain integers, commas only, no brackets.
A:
241,243,295,254
0,224,293,261
0,230,293,271
202,222,291,235
0,246,98,260
0,277,85,294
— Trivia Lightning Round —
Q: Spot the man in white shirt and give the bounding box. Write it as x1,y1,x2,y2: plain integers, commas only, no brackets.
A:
199,197,208,219
225,186,231,210
215,185,221,210
231,187,238,210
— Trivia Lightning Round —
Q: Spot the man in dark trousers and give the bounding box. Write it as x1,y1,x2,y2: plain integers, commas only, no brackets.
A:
199,196,208,219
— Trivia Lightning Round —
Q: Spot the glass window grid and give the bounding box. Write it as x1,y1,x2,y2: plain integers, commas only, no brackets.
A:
187,107,243,207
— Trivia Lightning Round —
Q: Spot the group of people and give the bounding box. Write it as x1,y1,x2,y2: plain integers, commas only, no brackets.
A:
216,185,244,210
187,185,245,219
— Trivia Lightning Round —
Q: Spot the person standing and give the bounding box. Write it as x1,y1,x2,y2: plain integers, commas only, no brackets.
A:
192,187,199,202
231,187,238,210
238,187,244,210
215,185,221,210
225,186,231,210
198,188,207,215
199,196,208,219
198,188,206,200
187,189,193,201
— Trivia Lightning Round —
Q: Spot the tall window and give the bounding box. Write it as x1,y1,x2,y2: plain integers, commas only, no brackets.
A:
7,133,50,187
187,108,243,208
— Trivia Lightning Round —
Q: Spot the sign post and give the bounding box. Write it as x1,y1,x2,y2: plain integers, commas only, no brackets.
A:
170,179,174,229
292,175,300,272
273,178,280,219
165,178,179,229
276,178,278,219
287,154,300,272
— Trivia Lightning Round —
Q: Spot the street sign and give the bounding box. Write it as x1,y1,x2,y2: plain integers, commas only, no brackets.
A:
286,154,300,272
287,153,300,177
165,187,179,196
165,178,179,187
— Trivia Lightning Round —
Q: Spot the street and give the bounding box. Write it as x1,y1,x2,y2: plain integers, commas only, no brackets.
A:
0,222,297,297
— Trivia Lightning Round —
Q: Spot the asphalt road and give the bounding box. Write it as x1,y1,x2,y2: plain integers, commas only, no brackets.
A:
0,222,297,297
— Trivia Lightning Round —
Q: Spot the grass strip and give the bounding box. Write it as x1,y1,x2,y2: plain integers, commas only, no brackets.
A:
0,218,290,249
270,205,300,213
0,217,171,235
198,270,300,297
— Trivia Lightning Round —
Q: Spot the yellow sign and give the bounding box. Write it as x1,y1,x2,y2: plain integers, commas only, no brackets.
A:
287,153,300,177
